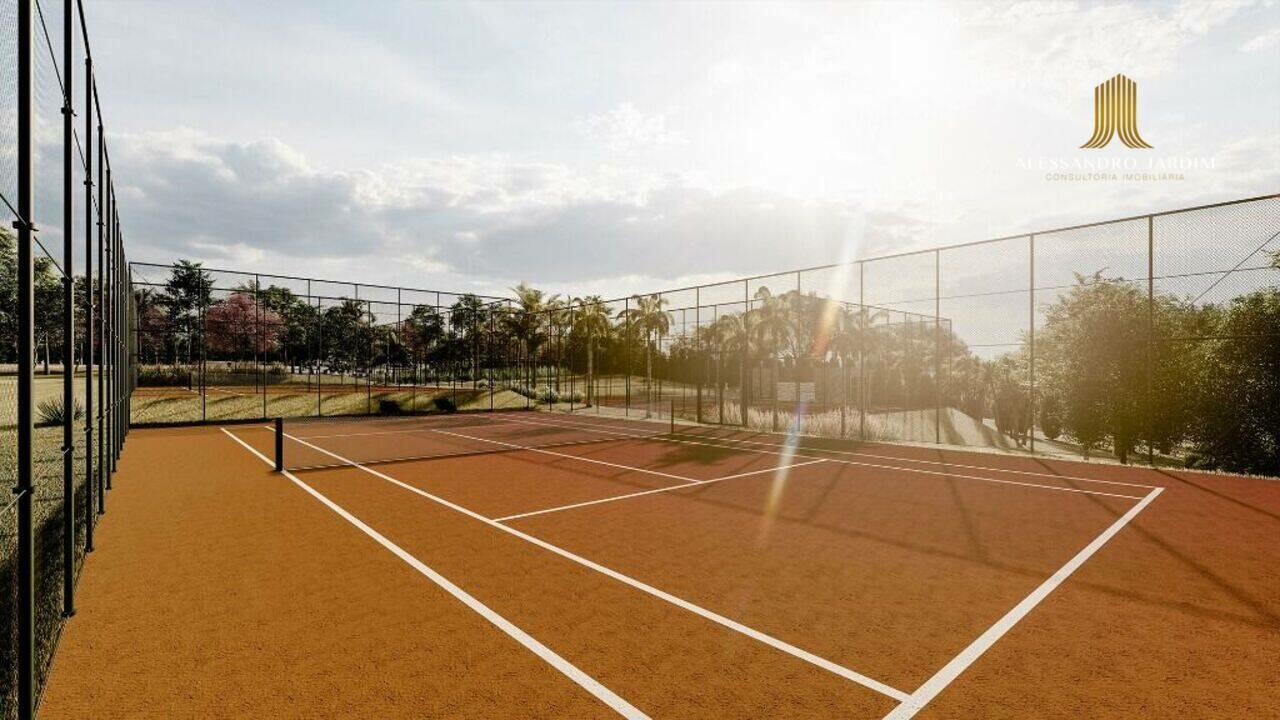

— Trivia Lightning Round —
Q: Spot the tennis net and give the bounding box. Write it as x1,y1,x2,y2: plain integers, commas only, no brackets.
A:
274,409,676,472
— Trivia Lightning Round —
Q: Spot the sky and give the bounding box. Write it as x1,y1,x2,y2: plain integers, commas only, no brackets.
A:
70,0,1280,299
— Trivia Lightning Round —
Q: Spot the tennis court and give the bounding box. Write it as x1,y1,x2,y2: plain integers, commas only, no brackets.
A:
35,408,1280,718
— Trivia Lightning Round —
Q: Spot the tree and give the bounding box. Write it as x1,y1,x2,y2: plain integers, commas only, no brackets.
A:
318,299,369,378
749,287,794,410
618,294,669,416
570,296,612,404
133,286,167,364
205,292,281,357
162,260,213,366
505,283,560,392
1034,272,1199,462
403,305,445,381
1036,273,1146,460
1187,287,1280,474
34,254,61,374
0,228,16,361
449,294,488,383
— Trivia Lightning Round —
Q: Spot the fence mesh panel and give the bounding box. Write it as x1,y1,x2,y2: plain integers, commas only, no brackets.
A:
126,194,1280,477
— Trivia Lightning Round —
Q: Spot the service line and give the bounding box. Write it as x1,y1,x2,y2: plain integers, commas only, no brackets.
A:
494,459,829,522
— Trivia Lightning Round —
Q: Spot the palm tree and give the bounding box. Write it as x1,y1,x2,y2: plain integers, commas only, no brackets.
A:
750,287,798,429
706,311,748,421
570,296,612,405
506,283,559,395
618,294,669,416
403,305,445,383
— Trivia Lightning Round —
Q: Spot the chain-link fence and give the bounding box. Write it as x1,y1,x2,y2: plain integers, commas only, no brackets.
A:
2,0,133,717
132,193,1279,479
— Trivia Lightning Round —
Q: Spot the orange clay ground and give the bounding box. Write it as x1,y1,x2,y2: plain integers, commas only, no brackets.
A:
38,412,1280,719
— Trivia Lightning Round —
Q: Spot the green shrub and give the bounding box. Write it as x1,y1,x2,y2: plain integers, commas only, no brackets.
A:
36,398,84,427
1038,395,1063,441
512,385,583,404
136,365,191,387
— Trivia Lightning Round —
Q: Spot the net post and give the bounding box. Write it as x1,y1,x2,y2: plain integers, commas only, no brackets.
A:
670,398,675,435
274,417,284,472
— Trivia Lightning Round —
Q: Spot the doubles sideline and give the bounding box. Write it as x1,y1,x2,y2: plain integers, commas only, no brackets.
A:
221,427,651,720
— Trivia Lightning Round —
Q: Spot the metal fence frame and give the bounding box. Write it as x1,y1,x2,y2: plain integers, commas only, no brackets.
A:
3,1,133,717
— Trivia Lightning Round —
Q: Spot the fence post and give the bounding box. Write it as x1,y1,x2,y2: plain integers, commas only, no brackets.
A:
60,0,76,617
624,296,630,416
934,250,941,445
84,57,95,554
95,116,104,513
859,262,865,442
1147,216,1155,466
1029,234,1036,455
741,280,749,427
15,0,36,714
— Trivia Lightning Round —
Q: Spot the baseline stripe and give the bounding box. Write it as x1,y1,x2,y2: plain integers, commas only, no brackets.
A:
221,428,649,719
432,428,703,484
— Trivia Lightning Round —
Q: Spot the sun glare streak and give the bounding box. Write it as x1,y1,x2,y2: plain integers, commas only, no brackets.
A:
756,223,864,546
810,222,862,357
755,401,811,548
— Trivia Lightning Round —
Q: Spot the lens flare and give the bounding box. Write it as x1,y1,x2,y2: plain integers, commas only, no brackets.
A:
755,401,809,547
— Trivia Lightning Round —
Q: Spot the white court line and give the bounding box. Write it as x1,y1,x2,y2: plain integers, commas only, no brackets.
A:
676,431,1158,490
277,428,910,702
220,428,649,720
494,459,829,523
432,428,704,485
495,415,1149,502
522,413,1158,490
881,486,1164,719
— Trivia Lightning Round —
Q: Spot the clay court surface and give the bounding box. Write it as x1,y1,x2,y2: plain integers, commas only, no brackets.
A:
36,410,1280,718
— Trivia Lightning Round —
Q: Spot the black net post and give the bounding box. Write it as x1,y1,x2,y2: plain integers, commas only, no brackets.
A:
275,417,284,472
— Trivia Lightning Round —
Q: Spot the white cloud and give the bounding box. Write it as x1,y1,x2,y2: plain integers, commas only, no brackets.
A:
1240,26,1280,52
579,103,686,153
965,0,1254,94
112,129,907,290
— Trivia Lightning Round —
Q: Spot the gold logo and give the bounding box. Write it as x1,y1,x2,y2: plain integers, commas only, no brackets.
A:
1081,74,1153,149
